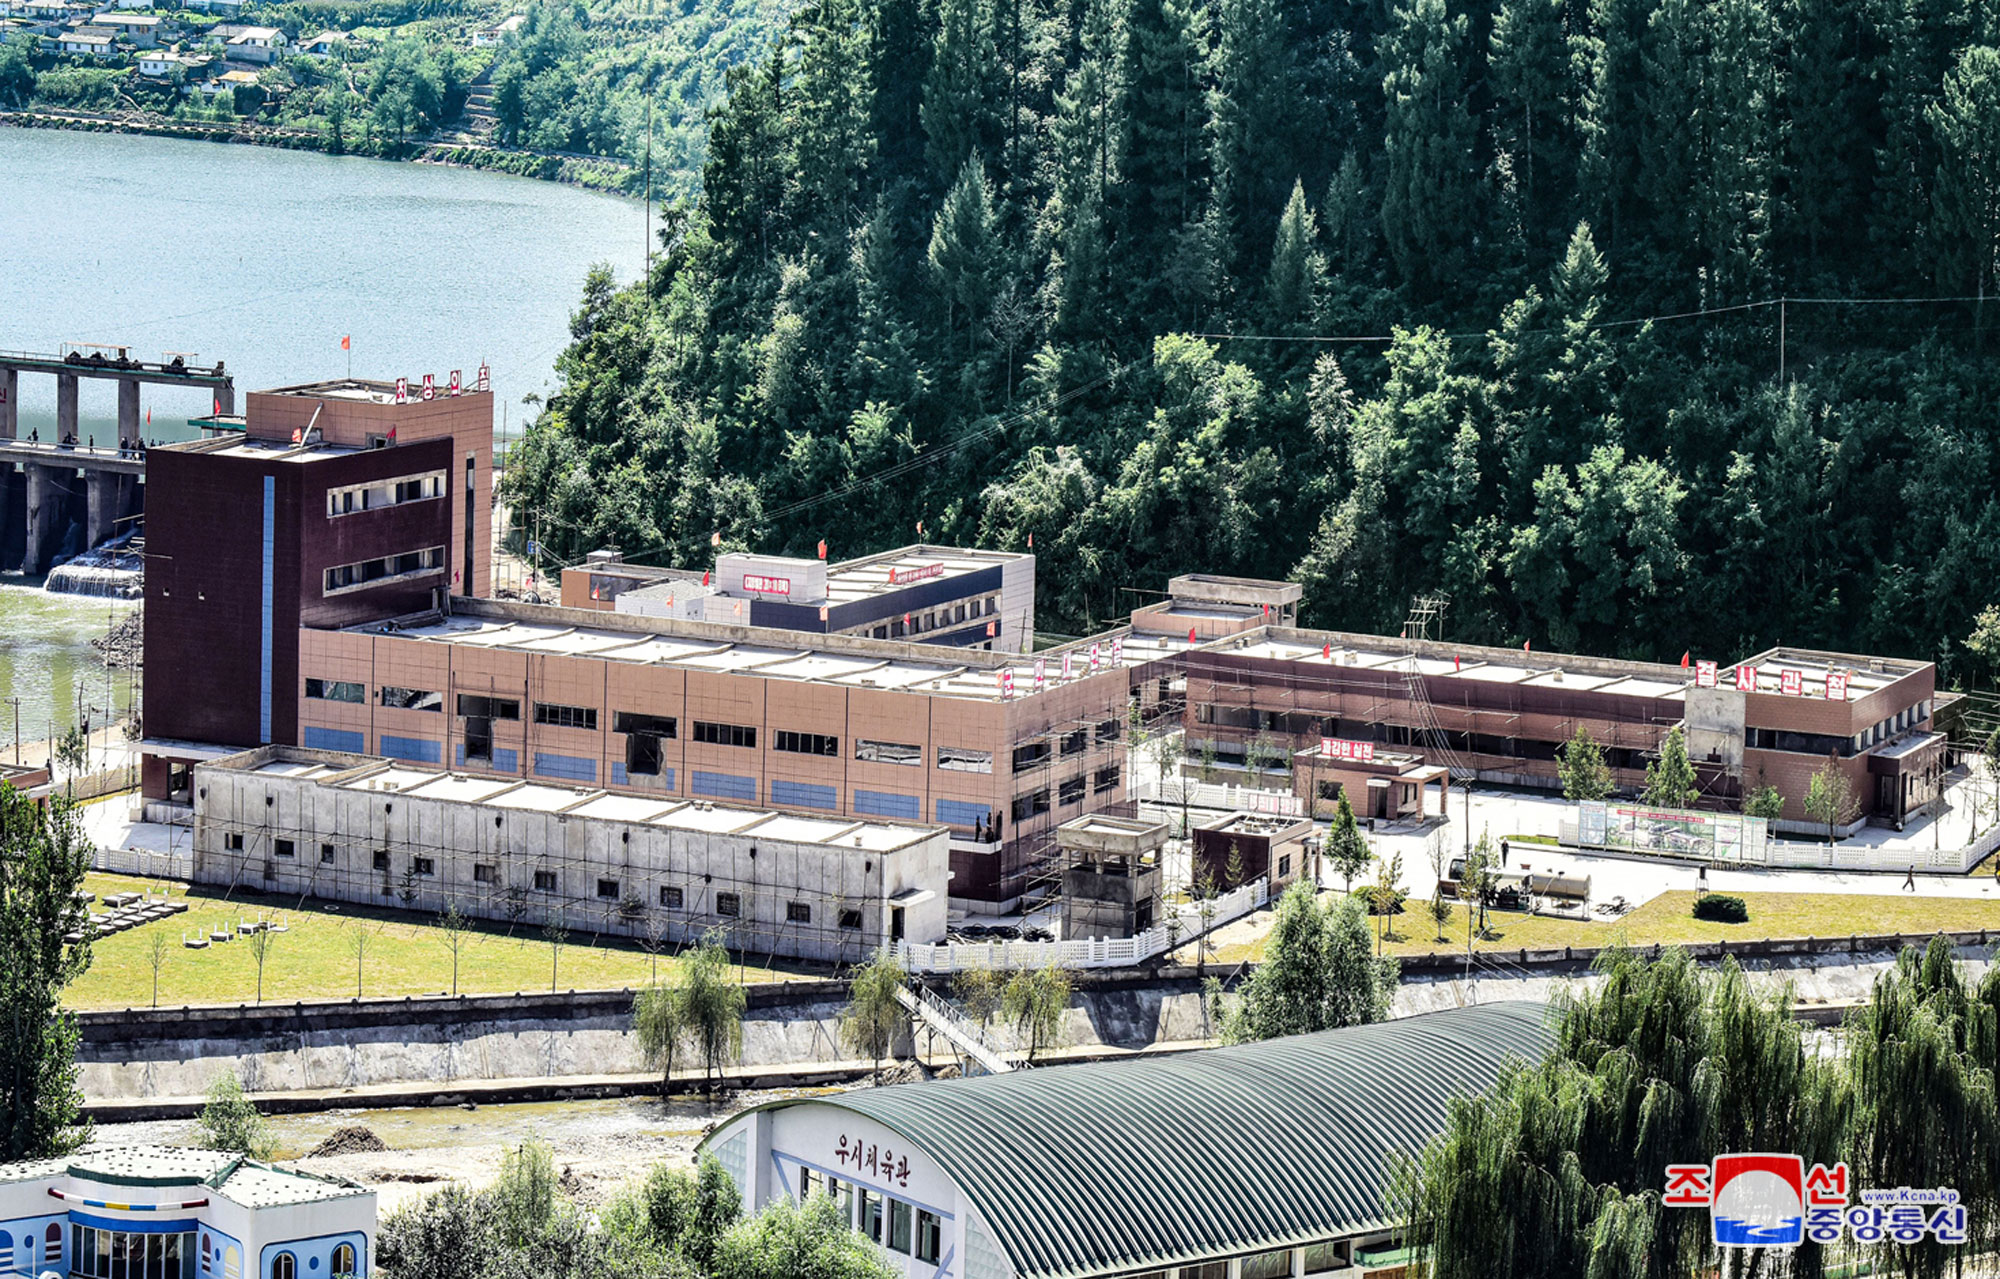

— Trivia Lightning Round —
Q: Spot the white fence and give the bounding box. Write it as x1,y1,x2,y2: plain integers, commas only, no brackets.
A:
1559,806,2000,875
895,879,1269,974
1127,774,1304,817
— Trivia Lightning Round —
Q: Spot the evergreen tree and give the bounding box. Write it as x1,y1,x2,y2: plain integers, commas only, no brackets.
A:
1223,882,1395,1042
1326,790,1373,892
1264,180,1328,331
1927,45,2000,301
923,0,1000,184
1557,725,1614,800
1488,0,1580,251
928,159,1002,366
1207,0,1296,278
1641,723,1700,809
1115,0,1215,327
1379,0,1481,293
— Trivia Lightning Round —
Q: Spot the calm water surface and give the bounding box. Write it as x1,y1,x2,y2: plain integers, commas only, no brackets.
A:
0,127,643,739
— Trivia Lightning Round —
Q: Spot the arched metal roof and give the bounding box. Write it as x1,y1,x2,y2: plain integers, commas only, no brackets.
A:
737,1001,1550,1279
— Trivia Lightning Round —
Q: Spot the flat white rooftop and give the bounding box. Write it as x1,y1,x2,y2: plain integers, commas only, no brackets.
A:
348,609,1163,702
209,749,945,851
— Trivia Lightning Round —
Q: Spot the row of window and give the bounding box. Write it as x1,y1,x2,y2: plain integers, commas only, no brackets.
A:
864,595,999,641
311,683,1017,779
534,701,597,731
258,844,875,928
801,1168,944,1264
1009,768,1120,821
326,468,445,518
322,545,444,593
1088,1241,1351,1279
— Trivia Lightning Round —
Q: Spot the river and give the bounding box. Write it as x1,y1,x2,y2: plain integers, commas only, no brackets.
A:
0,126,644,742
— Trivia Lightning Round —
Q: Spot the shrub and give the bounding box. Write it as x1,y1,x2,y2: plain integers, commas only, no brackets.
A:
1692,894,1749,923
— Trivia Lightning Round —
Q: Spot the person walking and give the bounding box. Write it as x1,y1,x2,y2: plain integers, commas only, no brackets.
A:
1903,865,1916,892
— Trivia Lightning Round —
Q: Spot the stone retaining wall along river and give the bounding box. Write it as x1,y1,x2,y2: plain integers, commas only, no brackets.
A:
73,934,1999,1106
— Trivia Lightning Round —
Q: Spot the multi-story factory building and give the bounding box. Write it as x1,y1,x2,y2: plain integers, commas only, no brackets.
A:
142,376,492,804
289,599,1166,911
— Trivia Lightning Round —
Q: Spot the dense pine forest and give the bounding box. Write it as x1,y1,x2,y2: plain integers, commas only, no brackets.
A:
503,0,2000,675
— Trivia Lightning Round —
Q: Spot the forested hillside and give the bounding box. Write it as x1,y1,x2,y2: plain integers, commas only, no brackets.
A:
503,0,2000,675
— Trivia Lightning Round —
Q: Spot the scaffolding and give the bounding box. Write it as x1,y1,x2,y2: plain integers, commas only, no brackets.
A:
188,758,947,974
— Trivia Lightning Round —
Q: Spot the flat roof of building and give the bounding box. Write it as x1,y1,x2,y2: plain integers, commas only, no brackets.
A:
207,747,942,853
1734,647,1926,700
1197,628,1697,703
819,545,1026,604
346,603,1181,702
714,1003,1549,1279
16,1147,373,1207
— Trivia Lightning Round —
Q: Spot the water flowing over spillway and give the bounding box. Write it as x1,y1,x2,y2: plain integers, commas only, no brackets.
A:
46,536,143,599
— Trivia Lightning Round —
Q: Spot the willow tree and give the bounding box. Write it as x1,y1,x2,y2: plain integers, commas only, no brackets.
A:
0,787,93,1160
839,948,909,1082
635,930,746,1094
1846,938,1999,1279
1399,946,1848,1279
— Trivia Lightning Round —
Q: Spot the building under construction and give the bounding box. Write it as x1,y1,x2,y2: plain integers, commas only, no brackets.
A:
139,362,1956,947
194,744,950,964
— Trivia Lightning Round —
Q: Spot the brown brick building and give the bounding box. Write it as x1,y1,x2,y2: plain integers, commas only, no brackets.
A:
1183,629,1944,830
141,378,493,802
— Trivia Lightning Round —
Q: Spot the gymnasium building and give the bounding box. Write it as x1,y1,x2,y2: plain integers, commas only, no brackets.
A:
700,1002,1551,1279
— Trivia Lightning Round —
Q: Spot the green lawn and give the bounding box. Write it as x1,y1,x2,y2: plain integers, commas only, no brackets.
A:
1207,890,2000,965
67,874,815,1010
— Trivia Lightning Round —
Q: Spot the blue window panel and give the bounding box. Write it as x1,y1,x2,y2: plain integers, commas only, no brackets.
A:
455,744,520,772
772,779,837,810
936,799,991,829
692,770,757,802
380,734,441,764
534,752,597,783
303,726,365,754
259,475,275,744
613,763,676,790
854,789,920,821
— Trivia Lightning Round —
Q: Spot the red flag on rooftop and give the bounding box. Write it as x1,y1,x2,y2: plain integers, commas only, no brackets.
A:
1026,532,1034,549
816,539,827,560
1523,639,1531,652
340,335,351,351
1455,655,1461,671
1323,643,1331,659
387,424,396,443
1681,651,1691,667
1187,626,1197,644
145,408,151,426
701,571,710,587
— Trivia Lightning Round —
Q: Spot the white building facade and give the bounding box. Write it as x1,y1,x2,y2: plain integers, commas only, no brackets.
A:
0,1147,374,1279
193,746,950,963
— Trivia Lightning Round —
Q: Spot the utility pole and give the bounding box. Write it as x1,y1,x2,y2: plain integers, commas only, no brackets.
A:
1778,297,1786,382
643,97,653,281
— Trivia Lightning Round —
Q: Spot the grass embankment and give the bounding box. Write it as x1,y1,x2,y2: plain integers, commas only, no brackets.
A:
66,873,810,1010
1205,890,2000,965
